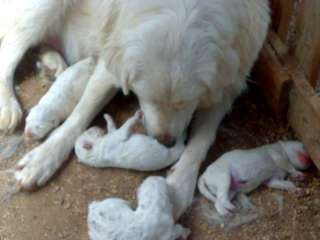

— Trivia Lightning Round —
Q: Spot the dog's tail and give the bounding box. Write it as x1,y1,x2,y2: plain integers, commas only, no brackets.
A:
197,175,217,203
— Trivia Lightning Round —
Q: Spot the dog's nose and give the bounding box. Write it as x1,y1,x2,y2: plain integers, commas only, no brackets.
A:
156,133,176,147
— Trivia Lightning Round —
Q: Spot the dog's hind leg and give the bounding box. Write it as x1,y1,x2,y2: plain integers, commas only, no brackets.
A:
14,59,118,190
0,0,65,132
167,102,230,220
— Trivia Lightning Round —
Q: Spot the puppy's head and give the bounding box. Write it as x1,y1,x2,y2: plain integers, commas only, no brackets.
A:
280,141,312,170
120,11,221,146
75,127,105,161
25,106,60,141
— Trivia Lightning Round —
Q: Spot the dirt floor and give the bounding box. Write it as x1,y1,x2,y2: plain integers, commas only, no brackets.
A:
0,53,320,240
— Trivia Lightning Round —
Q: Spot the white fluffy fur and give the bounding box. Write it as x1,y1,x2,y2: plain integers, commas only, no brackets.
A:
198,141,311,216
75,111,184,171
25,57,96,140
36,48,67,81
88,177,190,240
0,0,271,221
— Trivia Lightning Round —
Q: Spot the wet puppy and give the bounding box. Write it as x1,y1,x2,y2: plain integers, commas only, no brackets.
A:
75,111,184,171
88,176,190,240
198,141,311,216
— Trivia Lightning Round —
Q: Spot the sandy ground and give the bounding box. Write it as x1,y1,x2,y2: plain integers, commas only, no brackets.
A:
0,53,320,240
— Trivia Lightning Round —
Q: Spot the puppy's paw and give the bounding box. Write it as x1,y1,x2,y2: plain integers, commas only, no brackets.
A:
37,50,67,81
292,172,306,182
289,187,305,197
0,95,23,132
215,200,235,216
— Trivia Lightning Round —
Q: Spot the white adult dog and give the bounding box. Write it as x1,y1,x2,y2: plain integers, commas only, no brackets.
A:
0,0,270,219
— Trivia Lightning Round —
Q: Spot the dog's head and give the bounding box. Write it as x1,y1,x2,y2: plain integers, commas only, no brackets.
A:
119,10,224,146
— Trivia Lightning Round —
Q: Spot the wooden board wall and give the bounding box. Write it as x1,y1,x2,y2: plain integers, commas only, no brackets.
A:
254,1,320,169
269,0,320,88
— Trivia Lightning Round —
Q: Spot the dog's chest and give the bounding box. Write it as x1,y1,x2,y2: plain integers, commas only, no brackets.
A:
49,0,119,65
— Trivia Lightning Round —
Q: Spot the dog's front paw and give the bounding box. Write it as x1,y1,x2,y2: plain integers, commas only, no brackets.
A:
0,95,23,132
14,139,70,190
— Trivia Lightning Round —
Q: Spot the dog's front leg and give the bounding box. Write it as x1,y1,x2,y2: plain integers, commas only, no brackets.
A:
14,59,118,190
167,103,229,220
0,0,65,132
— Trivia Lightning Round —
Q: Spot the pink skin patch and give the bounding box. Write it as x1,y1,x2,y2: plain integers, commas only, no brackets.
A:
83,141,93,150
136,110,144,120
230,169,247,190
24,128,34,138
298,151,312,167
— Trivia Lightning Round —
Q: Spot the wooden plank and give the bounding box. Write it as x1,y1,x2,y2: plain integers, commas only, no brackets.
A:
286,58,320,170
269,0,281,31
268,30,289,59
252,42,292,119
277,0,296,43
255,31,320,169
293,0,320,87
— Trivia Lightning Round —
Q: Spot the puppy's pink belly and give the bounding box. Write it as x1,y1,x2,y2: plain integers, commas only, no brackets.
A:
231,177,247,190
230,169,247,190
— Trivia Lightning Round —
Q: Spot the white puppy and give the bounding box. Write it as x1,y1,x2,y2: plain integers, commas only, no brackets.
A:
75,111,184,171
198,141,311,216
88,176,190,240
25,57,96,140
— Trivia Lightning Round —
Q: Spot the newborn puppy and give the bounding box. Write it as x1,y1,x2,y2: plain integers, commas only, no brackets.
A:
36,48,67,81
25,58,95,140
88,176,190,240
198,141,311,216
75,111,184,171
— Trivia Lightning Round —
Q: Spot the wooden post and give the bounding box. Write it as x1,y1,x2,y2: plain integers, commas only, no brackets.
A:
252,42,292,119
255,31,320,169
292,0,320,87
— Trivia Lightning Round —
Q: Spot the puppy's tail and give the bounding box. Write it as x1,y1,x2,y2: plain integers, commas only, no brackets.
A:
197,176,217,203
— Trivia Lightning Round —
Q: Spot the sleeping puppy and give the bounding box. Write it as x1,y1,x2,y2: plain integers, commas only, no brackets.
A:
1,0,270,220
25,57,96,141
75,111,184,171
198,141,311,216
